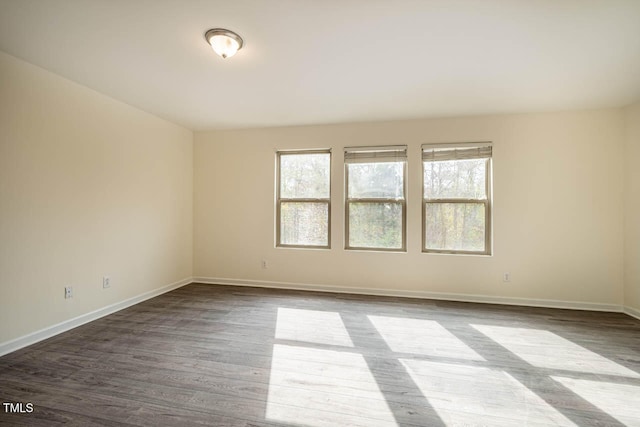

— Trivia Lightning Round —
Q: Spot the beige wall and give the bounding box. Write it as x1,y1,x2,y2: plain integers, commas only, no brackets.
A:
194,111,624,306
1,47,635,348
0,52,193,344
624,102,640,312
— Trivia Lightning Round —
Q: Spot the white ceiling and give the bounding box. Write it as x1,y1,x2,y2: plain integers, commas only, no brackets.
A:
1,0,639,130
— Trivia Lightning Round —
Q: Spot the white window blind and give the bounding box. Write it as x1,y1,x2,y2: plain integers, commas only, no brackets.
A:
422,142,492,162
345,146,408,163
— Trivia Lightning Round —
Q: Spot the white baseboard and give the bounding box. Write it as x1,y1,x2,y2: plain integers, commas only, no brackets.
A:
624,305,640,321
0,277,192,357
3,276,634,358
193,277,623,313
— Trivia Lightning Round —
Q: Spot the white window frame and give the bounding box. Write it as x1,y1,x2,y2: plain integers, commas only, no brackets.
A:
344,145,407,252
276,149,331,249
422,142,492,255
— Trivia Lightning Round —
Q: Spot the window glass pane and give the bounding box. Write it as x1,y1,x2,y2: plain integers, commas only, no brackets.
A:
280,153,330,199
348,162,404,199
349,202,402,249
423,159,486,199
425,203,485,252
281,202,328,246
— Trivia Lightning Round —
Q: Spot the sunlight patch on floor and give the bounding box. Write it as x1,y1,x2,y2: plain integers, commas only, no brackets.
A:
266,344,397,427
471,325,640,378
368,315,485,360
401,359,576,426
552,376,640,426
275,307,354,347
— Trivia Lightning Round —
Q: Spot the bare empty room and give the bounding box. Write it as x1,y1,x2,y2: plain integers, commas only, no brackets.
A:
1,1,640,426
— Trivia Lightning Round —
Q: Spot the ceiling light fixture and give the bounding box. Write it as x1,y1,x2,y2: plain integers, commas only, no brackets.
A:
205,28,243,59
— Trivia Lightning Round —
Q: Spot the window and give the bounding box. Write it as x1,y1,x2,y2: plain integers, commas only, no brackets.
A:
276,150,331,248
345,146,407,251
422,142,492,254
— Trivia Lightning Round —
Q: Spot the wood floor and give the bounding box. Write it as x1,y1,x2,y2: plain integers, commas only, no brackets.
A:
1,284,639,426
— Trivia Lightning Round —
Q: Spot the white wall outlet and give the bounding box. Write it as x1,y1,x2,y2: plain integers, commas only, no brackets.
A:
261,259,268,269
503,272,511,282
103,276,111,289
64,286,73,299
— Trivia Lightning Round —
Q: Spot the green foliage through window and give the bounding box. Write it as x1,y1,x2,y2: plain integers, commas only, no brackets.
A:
277,151,331,248
422,143,492,254
345,146,407,251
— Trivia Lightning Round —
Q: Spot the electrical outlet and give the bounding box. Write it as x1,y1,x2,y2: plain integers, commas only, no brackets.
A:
261,259,268,269
503,272,511,282
103,276,111,289
64,286,73,299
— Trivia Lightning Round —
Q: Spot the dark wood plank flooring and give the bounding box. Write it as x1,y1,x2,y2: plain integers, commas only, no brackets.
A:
1,283,639,426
